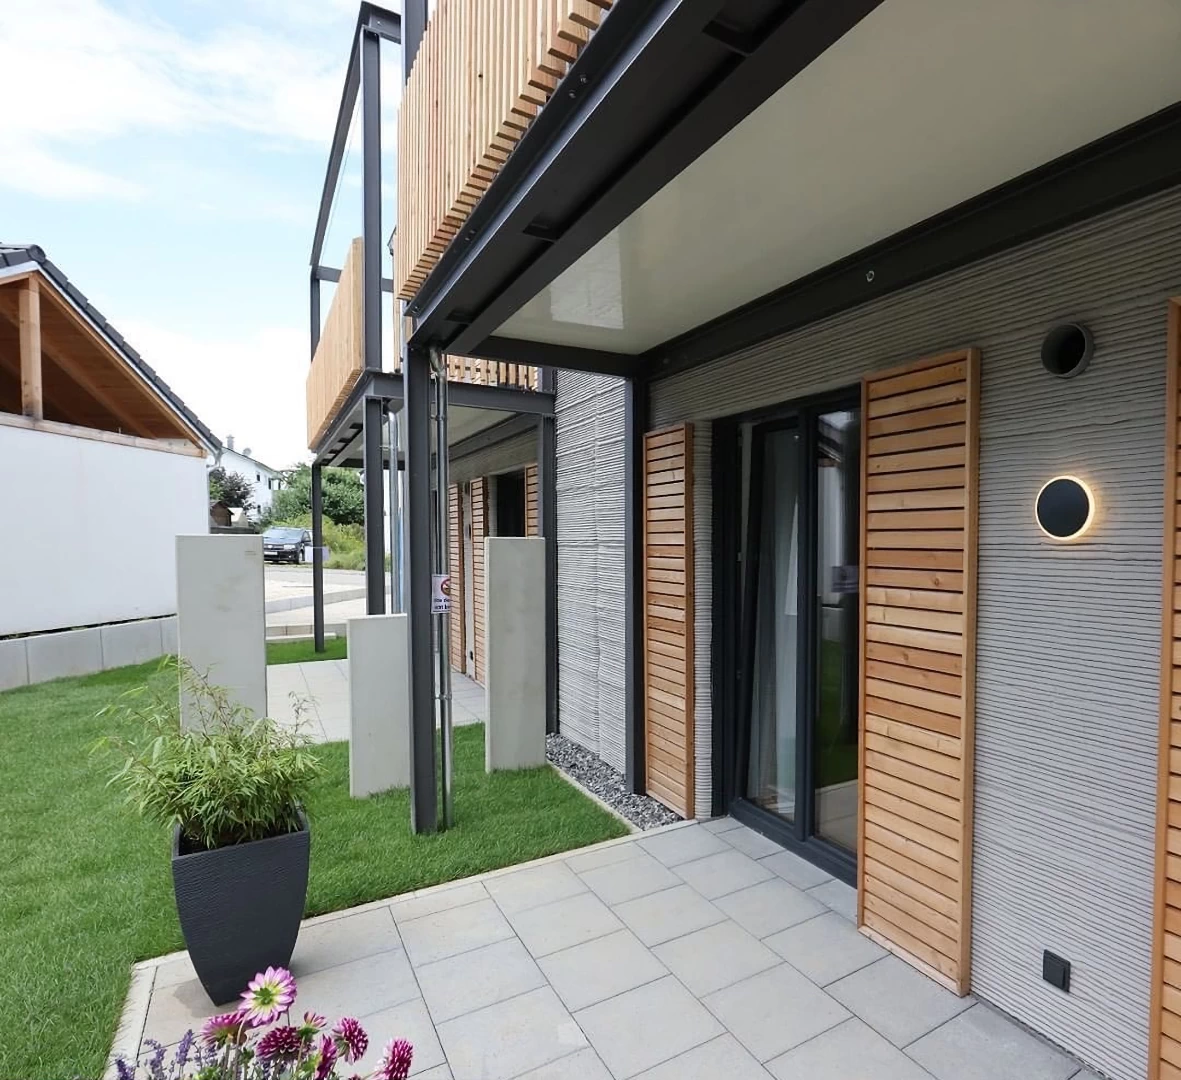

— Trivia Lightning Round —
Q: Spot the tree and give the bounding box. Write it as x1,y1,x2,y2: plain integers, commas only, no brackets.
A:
208,467,255,510
269,465,364,526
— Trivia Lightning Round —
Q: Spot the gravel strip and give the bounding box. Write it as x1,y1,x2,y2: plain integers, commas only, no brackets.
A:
547,732,681,831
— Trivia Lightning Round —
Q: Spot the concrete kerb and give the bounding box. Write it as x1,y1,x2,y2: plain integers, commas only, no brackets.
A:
265,587,366,614
549,764,641,834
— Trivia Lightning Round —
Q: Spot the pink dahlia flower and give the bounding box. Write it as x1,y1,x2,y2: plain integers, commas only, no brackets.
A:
314,1033,339,1080
200,1010,247,1048
257,1025,303,1062
331,1016,369,1063
376,1038,414,1080
239,966,297,1026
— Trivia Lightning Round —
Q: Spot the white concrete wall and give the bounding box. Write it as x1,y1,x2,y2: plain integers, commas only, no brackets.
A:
348,614,410,796
0,426,207,637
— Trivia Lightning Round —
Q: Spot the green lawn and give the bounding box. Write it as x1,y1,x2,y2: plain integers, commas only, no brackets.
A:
0,663,626,1080
266,636,348,665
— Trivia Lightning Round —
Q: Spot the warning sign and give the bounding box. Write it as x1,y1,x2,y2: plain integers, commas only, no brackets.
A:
431,573,451,614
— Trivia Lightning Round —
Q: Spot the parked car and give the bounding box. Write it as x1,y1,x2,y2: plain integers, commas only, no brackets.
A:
263,527,311,564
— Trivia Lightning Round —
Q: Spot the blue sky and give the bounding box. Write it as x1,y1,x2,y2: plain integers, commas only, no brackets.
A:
0,0,402,466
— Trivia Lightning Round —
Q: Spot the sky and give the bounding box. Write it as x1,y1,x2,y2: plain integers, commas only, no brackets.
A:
0,0,404,468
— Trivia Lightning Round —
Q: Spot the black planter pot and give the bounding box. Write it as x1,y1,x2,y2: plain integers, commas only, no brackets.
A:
171,810,310,1005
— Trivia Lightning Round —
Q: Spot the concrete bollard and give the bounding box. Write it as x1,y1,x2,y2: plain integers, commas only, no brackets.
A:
347,614,411,796
484,537,546,772
176,534,267,728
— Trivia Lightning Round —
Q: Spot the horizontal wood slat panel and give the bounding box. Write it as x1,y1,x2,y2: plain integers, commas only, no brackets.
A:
859,349,979,997
644,424,694,817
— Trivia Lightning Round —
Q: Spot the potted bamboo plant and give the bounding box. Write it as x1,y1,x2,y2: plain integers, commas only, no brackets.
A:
99,663,320,1004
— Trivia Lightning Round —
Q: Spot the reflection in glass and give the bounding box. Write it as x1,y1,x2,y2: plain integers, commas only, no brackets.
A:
747,428,801,820
813,410,861,852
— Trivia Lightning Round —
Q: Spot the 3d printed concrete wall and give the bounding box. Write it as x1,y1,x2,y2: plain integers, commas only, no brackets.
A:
347,614,410,797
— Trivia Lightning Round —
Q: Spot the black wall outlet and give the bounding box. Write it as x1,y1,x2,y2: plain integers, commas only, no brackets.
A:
1042,950,1071,992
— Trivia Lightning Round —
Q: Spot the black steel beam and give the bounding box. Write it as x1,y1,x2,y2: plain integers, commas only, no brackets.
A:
449,413,540,463
401,0,428,81
407,0,883,358
315,265,395,293
650,100,1181,379
310,271,321,356
311,464,326,653
447,380,555,416
469,336,641,380
623,376,647,792
404,344,438,833
363,396,387,614
537,369,559,735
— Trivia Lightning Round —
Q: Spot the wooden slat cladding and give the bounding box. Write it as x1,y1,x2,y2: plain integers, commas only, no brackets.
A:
472,478,488,684
449,483,465,672
391,349,539,391
525,464,540,536
306,237,363,449
395,1,616,301
1153,300,1181,1080
643,424,694,817
858,349,980,996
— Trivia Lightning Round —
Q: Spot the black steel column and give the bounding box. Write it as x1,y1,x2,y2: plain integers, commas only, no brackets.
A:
311,463,326,653
404,343,437,833
401,0,428,81
363,396,387,613
310,270,321,355
623,376,647,793
361,27,382,376
537,368,558,734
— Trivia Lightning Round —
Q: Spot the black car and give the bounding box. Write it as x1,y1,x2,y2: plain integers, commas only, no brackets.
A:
263,527,311,564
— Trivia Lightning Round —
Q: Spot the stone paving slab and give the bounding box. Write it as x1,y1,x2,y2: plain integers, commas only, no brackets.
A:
117,821,1097,1080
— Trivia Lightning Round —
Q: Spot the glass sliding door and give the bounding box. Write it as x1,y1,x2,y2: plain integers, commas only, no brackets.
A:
735,392,861,881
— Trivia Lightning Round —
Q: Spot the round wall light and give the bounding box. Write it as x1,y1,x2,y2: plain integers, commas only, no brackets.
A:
1035,476,1095,540
1041,322,1094,379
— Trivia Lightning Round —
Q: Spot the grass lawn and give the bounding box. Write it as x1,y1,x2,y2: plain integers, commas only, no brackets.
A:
0,662,627,1080
266,636,348,665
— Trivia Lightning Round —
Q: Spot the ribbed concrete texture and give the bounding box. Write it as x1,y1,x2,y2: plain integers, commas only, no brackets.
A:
348,614,411,796
175,535,267,728
484,538,546,772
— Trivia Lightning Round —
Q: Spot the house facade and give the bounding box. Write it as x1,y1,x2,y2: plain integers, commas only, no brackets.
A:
384,2,1181,1077
216,439,283,519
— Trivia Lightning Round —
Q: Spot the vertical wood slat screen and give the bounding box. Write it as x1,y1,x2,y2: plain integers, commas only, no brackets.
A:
395,0,616,300
306,237,363,449
526,464,540,536
1152,300,1181,1080
643,424,695,817
857,348,980,996
448,483,465,673
472,478,488,684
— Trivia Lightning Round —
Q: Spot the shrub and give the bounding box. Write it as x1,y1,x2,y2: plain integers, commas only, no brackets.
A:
271,513,367,570
96,662,320,852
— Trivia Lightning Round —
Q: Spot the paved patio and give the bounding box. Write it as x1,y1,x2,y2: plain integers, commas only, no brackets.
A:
267,660,486,742
119,820,1097,1080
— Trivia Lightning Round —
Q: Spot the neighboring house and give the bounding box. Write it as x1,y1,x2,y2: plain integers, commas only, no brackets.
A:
385,3,1181,1079
0,243,219,686
214,437,283,519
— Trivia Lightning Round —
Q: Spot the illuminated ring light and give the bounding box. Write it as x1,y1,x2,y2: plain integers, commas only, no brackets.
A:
1035,476,1095,541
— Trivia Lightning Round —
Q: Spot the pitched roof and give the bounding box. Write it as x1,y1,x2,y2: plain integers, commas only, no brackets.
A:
0,244,220,452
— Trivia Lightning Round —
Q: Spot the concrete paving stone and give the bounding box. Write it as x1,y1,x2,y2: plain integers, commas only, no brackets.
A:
764,912,885,986
100,618,164,669
702,964,849,1062
807,878,857,922
673,848,775,900
390,880,489,924
409,1066,453,1080
290,906,401,977
564,839,646,874
574,975,724,1080
652,920,781,996
0,637,28,691
353,997,446,1077
293,947,421,1021
513,1048,614,1080
436,986,587,1080
767,1017,933,1080
485,860,587,915
699,816,744,834
906,1003,1080,1080
633,1033,773,1080
398,898,514,966
141,975,226,1049
577,851,681,905
149,954,197,991
719,825,784,860
614,884,725,946
637,824,733,866
826,956,973,1048
26,626,102,683
758,849,833,890
416,937,545,1024
508,890,624,958
715,879,827,939
539,928,668,1012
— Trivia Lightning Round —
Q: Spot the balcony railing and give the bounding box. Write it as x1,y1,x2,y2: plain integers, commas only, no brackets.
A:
391,352,539,391
395,0,616,301
307,237,363,450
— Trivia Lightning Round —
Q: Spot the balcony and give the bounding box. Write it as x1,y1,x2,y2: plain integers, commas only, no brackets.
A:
394,0,616,301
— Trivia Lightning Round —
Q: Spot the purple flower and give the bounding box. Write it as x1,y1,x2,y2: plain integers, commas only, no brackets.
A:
331,1017,369,1063
200,1010,248,1047
376,1038,414,1080
239,966,297,1027
303,1011,328,1033
114,1057,135,1080
258,1024,304,1061
314,1033,339,1080
175,1030,194,1069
